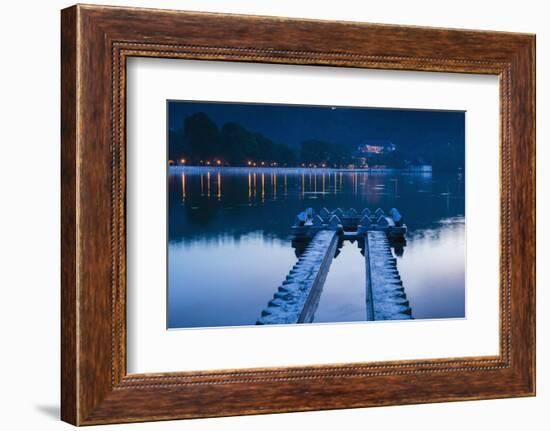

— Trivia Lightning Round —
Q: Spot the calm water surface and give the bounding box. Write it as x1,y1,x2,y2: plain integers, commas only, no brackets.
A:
168,167,465,328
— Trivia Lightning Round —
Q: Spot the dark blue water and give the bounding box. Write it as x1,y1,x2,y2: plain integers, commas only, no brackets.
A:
167,167,465,328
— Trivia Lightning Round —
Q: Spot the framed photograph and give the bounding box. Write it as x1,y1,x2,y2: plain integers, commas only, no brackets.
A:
61,4,536,425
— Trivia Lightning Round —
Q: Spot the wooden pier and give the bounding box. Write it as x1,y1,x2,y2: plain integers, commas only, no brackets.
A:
257,207,412,325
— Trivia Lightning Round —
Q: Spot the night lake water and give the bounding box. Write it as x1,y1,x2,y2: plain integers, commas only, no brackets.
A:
167,166,465,329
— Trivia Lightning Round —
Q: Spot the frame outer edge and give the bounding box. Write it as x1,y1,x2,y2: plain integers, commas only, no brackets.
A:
60,4,536,424
531,35,536,396
524,35,537,396
527,35,536,395
61,5,79,426
501,35,536,396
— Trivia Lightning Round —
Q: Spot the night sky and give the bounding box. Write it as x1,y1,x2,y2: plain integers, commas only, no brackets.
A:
168,100,465,151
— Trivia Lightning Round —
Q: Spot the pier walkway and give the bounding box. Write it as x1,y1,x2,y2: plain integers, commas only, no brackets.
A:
365,231,412,320
257,207,412,325
257,230,339,325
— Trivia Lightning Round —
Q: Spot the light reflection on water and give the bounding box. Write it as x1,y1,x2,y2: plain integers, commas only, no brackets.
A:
398,218,465,319
168,233,297,328
168,167,465,329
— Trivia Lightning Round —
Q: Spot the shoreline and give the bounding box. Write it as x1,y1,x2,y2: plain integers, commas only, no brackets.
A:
168,165,436,174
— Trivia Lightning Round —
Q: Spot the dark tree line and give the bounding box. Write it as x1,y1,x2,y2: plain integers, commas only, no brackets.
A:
169,112,297,166
169,112,464,171
299,139,355,166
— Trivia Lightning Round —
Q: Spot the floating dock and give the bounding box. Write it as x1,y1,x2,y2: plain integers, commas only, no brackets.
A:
257,207,412,324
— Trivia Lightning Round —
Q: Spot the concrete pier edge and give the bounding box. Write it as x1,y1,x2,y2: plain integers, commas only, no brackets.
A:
258,207,411,325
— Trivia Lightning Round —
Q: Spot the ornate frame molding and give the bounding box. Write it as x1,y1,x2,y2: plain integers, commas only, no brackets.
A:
61,5,535,425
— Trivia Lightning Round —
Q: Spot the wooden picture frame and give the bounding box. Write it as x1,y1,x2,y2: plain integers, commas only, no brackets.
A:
61,4,535,425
